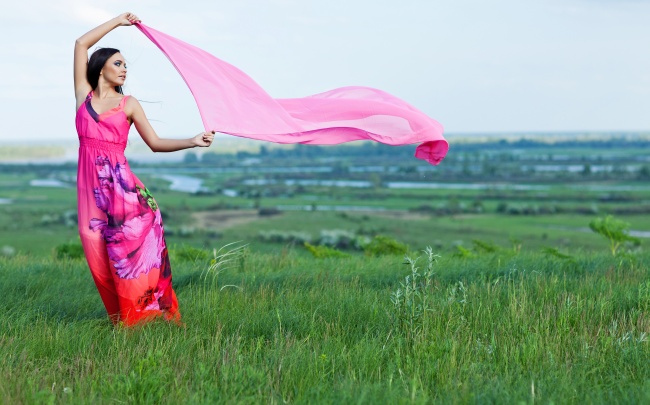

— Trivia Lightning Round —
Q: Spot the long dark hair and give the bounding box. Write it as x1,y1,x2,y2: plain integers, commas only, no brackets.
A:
87,48,123,94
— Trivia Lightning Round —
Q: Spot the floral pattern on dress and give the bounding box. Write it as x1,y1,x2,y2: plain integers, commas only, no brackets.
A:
89,156,166,280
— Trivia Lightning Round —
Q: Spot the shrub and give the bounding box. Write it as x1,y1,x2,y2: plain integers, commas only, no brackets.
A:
55,242,85,260
258,207,281,217
540,246,574,260
258,230,312,244
390,247,439,339
303,242,350,259
318,229,370,250
589,215,641,256
62,210,78,227
472,239,499,253
452,245,473,259
318,229,357,249
173,245,210,263
364,235,408,257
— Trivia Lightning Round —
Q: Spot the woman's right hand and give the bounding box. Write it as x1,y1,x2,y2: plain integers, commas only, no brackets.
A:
192,131,216,148
116,12,140,26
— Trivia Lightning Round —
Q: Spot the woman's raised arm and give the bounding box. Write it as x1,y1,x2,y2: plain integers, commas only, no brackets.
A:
74,12,140,107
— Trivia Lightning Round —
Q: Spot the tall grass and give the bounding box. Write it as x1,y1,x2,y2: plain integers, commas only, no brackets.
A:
0,248,648,404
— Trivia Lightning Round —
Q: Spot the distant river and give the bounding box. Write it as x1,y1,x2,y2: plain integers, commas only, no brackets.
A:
156,175,205,194
386,182,549,191
29,179,72,188
26,173,650,194
276,205,389,212
244,179,550,191
137,165,406,174
522,164,639,173
244,179,372,188
155,175,650,194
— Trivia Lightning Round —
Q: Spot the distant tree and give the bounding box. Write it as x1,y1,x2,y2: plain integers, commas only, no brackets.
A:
589,215,641,256
462,153,471,175
332,161,349,175
447,198,461,214
638,165,650,180
369,173,382,189
236,151,253,159
612,164,627,176
582,164,591,176
202,152,219,163
482,162,498,176
183,151,198,164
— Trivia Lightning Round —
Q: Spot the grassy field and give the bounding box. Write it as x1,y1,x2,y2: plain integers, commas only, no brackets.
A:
1,140,649,402
2,170,649,257
1,248,649,403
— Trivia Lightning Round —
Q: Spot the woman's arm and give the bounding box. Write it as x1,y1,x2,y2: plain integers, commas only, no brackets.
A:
127,97,215,152
74,12,140,107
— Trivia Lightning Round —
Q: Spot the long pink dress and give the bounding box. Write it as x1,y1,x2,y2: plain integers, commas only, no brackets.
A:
76,92,179,326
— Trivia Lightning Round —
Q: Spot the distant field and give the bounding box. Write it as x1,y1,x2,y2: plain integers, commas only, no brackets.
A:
1,171,649,257
1,137,649,257
0,146,67,160
0,136,289,163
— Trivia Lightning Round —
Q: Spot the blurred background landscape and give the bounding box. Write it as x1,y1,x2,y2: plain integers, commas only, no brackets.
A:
2,130,649,258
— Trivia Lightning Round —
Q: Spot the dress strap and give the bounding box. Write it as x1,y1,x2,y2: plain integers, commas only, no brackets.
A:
119,95,130,108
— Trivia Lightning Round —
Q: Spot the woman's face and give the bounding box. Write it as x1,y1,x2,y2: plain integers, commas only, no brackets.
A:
100,52,127,87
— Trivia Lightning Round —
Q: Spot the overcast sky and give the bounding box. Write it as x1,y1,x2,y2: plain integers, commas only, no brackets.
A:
0,0,649,142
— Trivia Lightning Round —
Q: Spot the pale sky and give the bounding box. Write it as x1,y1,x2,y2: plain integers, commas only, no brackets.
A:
0,0,649,142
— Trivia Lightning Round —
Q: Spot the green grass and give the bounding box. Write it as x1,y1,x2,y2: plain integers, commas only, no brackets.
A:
2,165,650,256
1,248,648,404
1,156,649,402
1,200,647,256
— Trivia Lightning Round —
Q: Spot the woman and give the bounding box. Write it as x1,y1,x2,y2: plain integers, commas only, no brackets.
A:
74,12,214,326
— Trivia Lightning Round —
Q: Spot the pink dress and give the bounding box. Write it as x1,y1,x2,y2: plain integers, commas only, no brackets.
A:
76,92,179,326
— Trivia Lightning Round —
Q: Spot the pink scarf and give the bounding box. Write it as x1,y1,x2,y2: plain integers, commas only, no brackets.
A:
135,23,448,165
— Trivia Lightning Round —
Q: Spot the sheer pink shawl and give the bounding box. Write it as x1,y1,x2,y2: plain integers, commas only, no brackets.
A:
135,23,448,165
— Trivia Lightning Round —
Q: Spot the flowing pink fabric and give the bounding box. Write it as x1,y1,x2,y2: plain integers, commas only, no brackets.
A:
135,23,448,165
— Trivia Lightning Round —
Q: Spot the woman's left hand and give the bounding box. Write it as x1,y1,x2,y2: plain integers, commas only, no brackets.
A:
116,12,140,26
193,131,215,147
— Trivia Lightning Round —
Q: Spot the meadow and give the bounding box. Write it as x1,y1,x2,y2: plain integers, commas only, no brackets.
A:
1,247,649,404
1,137,649,403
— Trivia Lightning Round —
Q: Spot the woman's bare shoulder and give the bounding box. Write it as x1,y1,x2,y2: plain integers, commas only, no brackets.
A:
124,95,141,104
124,95,141,110
124,95,148,122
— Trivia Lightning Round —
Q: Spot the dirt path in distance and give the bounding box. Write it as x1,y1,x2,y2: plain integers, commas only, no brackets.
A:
191,210,263,230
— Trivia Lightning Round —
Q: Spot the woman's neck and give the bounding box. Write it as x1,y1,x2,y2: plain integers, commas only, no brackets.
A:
94,83,120,99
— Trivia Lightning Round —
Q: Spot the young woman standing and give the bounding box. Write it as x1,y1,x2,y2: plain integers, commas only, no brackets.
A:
74,12,214,325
